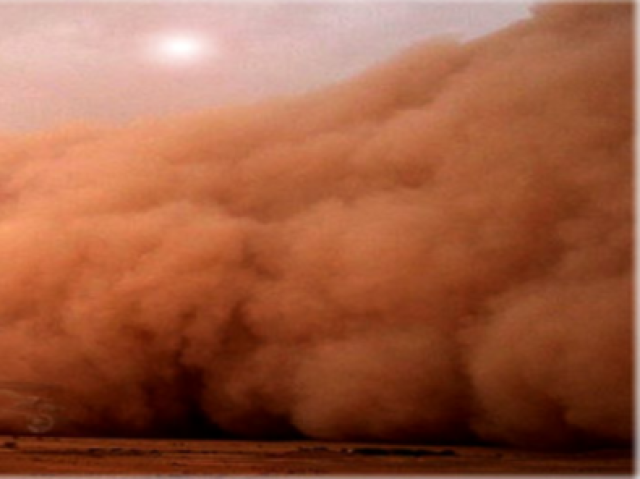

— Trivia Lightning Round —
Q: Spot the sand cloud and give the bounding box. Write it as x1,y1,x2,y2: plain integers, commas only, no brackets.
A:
0,3,632,449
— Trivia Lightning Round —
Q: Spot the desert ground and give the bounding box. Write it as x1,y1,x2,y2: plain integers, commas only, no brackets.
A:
0,436,631,475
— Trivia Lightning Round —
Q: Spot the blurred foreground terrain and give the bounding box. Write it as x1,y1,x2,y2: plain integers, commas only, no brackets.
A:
0,436,631,475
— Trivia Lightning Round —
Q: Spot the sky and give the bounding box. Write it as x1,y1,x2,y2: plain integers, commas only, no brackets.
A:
0,2,533,131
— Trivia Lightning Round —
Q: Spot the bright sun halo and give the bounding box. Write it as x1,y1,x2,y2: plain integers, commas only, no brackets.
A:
161,36,203,58
146,33,215,66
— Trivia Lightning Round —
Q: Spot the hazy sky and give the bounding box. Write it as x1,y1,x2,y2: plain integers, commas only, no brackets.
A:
0,2,533,131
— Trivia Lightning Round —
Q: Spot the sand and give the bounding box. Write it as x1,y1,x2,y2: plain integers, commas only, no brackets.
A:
0,436,631,475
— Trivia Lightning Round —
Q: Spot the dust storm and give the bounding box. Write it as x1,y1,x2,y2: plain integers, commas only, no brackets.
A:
0,3,632,449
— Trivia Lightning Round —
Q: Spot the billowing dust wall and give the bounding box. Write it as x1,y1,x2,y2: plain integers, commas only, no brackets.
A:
0,3,632,448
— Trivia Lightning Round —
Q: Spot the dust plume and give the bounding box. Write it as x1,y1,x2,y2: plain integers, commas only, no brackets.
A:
0,3,632,449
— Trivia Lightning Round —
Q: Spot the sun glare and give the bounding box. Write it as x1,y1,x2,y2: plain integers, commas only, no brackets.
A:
145,33,216,66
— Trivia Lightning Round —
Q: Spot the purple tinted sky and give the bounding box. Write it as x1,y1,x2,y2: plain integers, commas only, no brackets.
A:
0,2,533,131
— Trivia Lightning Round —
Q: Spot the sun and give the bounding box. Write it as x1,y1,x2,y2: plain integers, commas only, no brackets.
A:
145,32,216,66
161,36,203,58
